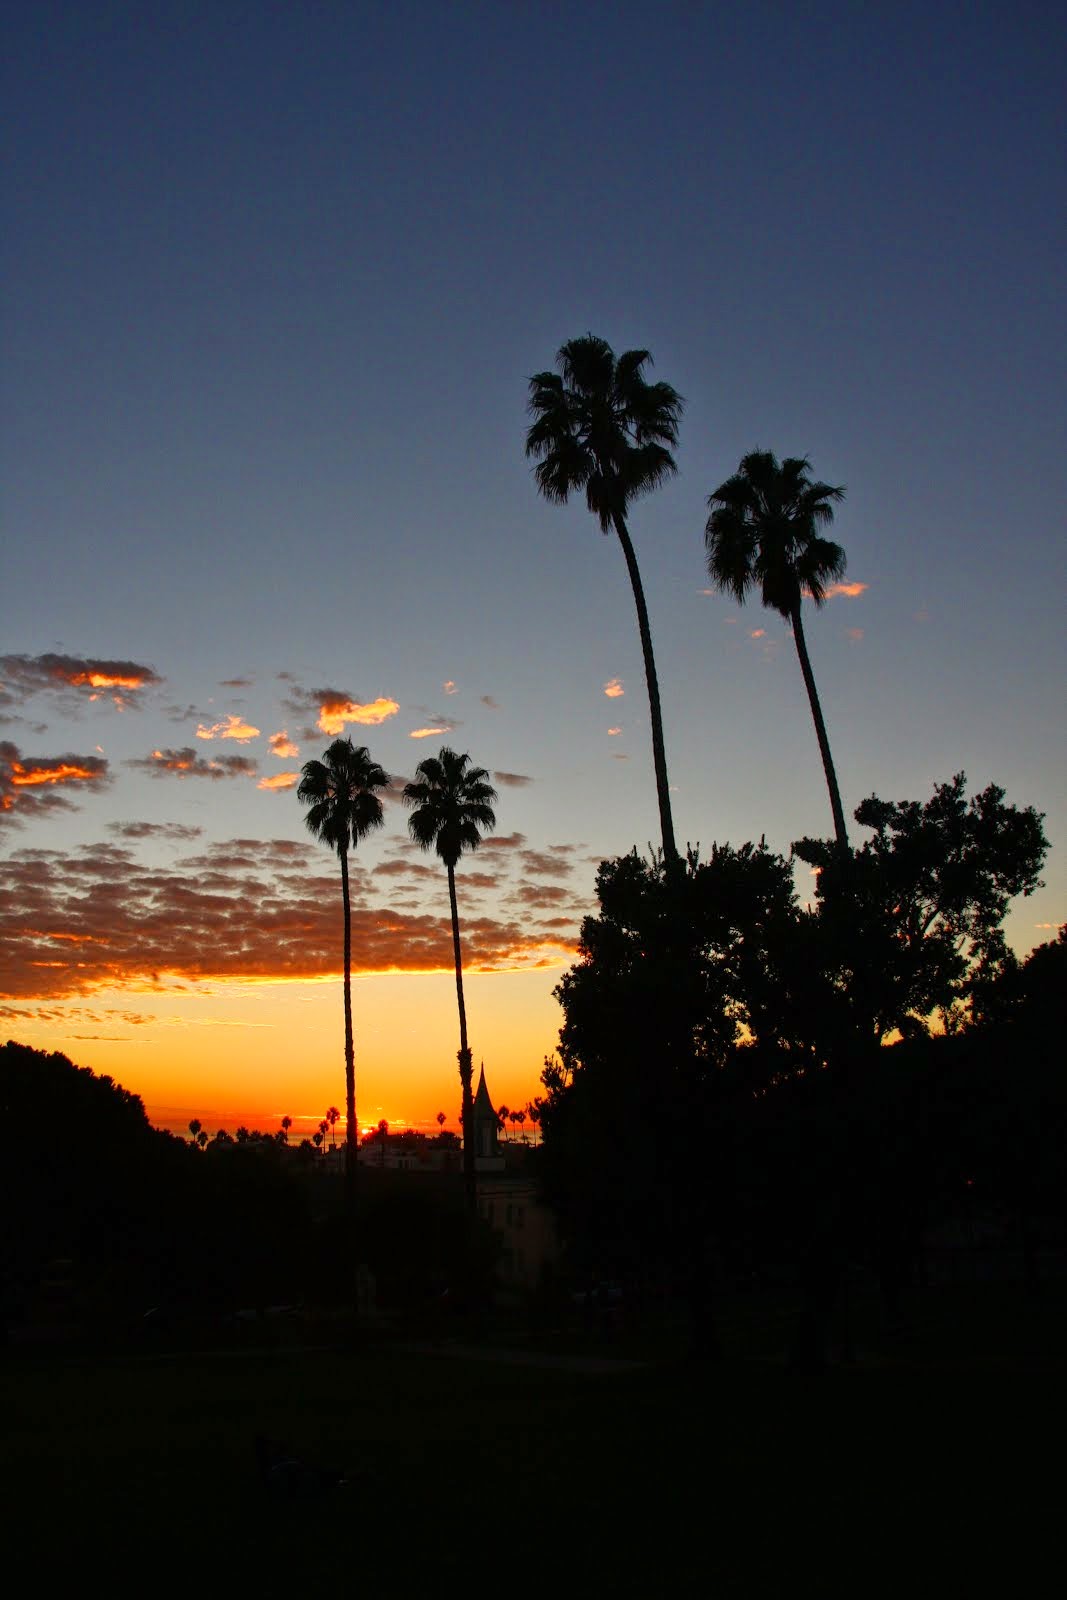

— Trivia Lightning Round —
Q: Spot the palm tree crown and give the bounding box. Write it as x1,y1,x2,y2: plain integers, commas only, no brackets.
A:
297,738,389,858
705,450,846,618
705,450,850,850
525,334,683,530
525,334,683,863
402,748,497,868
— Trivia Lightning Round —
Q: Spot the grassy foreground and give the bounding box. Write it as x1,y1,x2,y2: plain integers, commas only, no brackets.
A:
2,1284,1062,1589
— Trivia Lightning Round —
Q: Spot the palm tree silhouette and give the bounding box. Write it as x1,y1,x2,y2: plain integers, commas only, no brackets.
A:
526,334,683,864
297,738,389,1219
326,1105,340,1149
706,450,849,851
403,748,497,1209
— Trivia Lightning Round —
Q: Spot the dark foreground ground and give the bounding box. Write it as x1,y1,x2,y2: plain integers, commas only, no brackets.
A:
2,1280,1063,1591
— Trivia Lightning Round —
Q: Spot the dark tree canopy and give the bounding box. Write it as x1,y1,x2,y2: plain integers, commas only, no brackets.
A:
794,773,1048,1043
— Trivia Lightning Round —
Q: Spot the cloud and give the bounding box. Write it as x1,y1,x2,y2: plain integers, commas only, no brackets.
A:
0,836,576,1000
442,680,458,696
479,833,527,853
846,627,864,642
607,726,622,737
127,747,258,780
258,772,299,791
196,714,261,743
1,740,111,825
603,678,624,698
269,730,300,759
219,677,252,688
520,850,573,878
480,695,499,710
106,821,203,842
0,653,162,711
750,628,766,639
410,718,459,740
284,686,400,736
816,581,868,600
612,753,629,761
493,771,532,788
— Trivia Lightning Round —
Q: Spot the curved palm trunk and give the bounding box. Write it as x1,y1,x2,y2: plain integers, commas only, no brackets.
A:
611,512,678,865
340,846,359,1231
790,602,849,853
448,864,476,1213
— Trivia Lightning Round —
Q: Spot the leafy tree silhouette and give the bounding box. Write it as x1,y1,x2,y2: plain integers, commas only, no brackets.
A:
526,334,683,865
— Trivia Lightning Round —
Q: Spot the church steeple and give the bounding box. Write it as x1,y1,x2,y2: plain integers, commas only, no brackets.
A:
471,1060,499,1159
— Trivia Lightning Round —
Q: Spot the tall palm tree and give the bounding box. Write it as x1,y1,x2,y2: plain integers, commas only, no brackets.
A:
402,748,497,1209
705,450,850,851
526,334,683,865
297,738,388,1222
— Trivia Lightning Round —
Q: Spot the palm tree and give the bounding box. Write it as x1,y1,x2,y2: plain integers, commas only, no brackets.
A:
280,1115,292,1143
705,450,849,851
402,748,497,1210
526,334,683,864
326,1105,340,1149
297,738,389,1221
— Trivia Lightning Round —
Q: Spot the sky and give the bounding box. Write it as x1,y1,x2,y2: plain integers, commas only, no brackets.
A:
2,0,1064,1140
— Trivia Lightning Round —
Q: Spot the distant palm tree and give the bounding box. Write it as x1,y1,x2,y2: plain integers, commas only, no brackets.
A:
706,450,849,851
326,1105,340,1149
280,1115,292,1143
498,1103,510,1141
298,738,389,1219
196,1129,208,1150
188,1118,202,1147
526,334,683,864
403,748,497,1209
436,1111,447,1136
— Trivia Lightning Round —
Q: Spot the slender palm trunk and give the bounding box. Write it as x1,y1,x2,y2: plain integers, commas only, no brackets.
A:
340,845,358,1230
448,864,476,1212
790,602,849,853
611,512,678,865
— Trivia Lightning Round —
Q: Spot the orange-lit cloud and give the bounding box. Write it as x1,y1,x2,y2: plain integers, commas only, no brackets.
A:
603,678,624,698
283,685,400,738
258,772,299,791
750,628,766,639
494,771,532,788
1,740,110,824
196,714,261,743
846,627,864,642
0,652,162,711
0,836,579,1000
607,726,622,736
269,730,299,759
812,581,868,600
410,718,459,740
442,680,458,695
128,747,258,780
319,696,399,734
